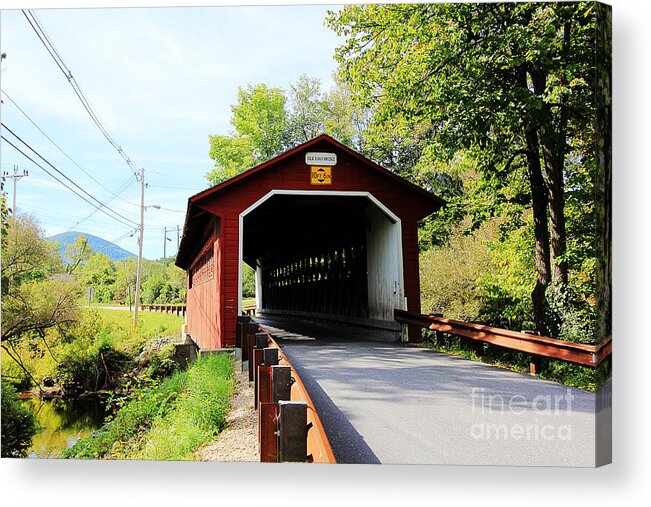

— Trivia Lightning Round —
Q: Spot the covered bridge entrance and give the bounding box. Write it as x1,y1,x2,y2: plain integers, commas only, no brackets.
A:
175,135,444,349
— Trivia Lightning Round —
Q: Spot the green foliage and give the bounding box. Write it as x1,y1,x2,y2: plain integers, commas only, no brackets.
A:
543,282,595,344
61,370,188,459
241,262,255,298
79,253,117,303
207,83,289,185
206,74,369,186
62,353,234,460
141,261,186,304
420,219,499,322
1,380,39,457
476,217,536,330
137,353,233,460
64,234,94,275
1,308,183,394
327,2,600,336
2,215,63,292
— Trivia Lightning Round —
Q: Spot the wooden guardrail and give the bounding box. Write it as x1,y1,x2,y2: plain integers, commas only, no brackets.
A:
140,304,186,317
395,309,612,373
235,315,336,464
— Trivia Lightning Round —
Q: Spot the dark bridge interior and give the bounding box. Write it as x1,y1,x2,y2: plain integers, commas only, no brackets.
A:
243,195,372,319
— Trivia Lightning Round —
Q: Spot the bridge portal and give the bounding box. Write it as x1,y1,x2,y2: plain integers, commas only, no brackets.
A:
175,135,444,349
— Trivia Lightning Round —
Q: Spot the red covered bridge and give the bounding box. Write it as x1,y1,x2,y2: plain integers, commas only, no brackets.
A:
175,135,444,349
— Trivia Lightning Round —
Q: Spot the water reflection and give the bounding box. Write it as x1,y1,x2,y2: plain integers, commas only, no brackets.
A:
24,396,107,458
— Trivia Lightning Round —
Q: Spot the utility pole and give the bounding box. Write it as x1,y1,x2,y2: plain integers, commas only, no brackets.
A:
2,165,28,215
163,226,169,261
133,167,145,329
177,224,180,252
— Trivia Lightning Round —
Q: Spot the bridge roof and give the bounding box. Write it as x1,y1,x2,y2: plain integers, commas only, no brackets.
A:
176,134,445,269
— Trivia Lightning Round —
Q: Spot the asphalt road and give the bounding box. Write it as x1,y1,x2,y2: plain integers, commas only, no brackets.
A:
258,319,599,467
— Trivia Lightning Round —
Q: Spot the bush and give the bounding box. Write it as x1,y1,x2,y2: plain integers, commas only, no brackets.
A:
420,219,499,321
1,380,39,457
63,353,234,460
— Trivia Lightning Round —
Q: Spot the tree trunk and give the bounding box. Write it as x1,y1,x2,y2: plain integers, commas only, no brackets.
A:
541,142,568,286
524,126,552,333
518,68,552,333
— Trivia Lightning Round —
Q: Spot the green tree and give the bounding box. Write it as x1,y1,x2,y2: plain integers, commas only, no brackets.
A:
206,75,369,186
327,2,601,333
79,253,116,303
1,216,81,386
64,234,94,275
207,83,290,185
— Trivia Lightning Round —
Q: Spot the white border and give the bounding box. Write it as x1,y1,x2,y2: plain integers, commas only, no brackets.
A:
237,189,405,316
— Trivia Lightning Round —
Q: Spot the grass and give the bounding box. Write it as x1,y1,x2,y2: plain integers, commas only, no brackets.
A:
62,353,234,460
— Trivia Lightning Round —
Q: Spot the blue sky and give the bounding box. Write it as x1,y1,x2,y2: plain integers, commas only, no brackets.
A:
0,2,343,259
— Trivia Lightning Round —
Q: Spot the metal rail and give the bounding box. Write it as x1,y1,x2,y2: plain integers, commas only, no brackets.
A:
395,309,612,368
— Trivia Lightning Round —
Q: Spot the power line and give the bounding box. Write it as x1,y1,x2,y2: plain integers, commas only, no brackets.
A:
22,9,140,179
2,123,139,227
66,175,137,232
1,129,139,229
1,89,139,208
147,183,204,192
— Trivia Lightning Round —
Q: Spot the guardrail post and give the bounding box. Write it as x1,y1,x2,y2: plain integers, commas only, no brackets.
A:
249,332,268,382
243,322,258,363
473,340,485,357
278,401,308,462
255,349,279,408
522,331,542,375
259,402,279,462
529,355,541,375
272,365,292,403
235,315,250,349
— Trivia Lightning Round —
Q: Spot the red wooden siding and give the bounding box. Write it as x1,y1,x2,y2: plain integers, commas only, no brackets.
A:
185,218,222,349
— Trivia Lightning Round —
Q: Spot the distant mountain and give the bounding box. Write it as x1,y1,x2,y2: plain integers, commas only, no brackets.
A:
48,231,136,262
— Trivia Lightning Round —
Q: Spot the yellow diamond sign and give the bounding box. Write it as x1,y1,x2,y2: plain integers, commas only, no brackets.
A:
310,166,332,185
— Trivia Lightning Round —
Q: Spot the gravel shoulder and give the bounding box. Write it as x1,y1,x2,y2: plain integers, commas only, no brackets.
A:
195,361,259,462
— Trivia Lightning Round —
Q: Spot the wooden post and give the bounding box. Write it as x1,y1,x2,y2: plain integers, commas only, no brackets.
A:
473,340,485,357
255,332,268,349
529,355,542,375
243,322,258,362
522,330,542,375
278,401,308,463
263,348,279,367
254,348,280,408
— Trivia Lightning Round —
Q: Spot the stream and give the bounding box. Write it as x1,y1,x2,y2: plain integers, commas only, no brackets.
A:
23,396,108,458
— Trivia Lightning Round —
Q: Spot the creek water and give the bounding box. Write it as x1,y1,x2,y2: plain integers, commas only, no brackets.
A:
23,396,108,458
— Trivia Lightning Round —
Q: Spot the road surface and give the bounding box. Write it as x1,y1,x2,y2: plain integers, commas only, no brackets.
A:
258,319,599,467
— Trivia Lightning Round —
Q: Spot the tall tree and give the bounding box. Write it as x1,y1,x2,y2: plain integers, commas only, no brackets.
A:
327,2,599,332
207,83,289,185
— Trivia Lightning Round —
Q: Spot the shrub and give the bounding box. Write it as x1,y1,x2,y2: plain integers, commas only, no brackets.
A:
1,380,39,457
420,219,499,321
